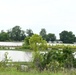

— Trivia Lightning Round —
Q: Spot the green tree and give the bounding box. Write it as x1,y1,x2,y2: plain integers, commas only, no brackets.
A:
59,30,76,43
26,29,34,37
46,33,56,42
29,34,47,51
0,30,9,41
29,34,47,71
22,36,30,49
8,25,26,41
39,28,47,40
20,30,26,41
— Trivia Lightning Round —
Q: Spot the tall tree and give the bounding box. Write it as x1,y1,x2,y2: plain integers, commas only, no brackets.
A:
46,33,56,42
26,29,34,37
39,28,47,40
59,30,76,43
8,25,26,41
20,30,26,41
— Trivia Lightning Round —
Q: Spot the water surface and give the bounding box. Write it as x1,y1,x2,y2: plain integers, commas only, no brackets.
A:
0,50,32,62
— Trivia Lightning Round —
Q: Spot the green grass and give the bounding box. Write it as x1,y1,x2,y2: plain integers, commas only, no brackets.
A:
0,71,75,75
0,67,76,75
0,71,64,75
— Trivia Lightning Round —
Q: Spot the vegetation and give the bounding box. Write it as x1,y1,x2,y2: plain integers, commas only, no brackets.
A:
7,26,26,41
0,30,9,41
23,34,76,73
26,29,34,37
0,70,75,75
0,25,76,43
1,25,76,74
40,28,47,40
0,46,76,75
60,30,76,43
22,36,30,49
29,34,47,51
46,33,56,42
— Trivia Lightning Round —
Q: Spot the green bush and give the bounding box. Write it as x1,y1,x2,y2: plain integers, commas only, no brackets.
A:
33,47,76,72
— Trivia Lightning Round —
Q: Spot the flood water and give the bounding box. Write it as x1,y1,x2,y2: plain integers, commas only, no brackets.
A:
0,42,76,62
0,50,32,62
0,50,76,62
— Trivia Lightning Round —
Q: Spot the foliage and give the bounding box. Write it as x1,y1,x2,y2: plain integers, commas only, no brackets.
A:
0,30,9,41
62,47,74,69
1,25,76,43
29,34,47,51
0,52,12,71
28,34,76,72
7,25,26,41
46,33,56,42
33,46,76,72
22,36,30,49
26,29,34,37
40,28,47,40
59,30,76,43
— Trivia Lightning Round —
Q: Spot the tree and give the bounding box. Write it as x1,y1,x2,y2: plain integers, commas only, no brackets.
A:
22,36,30,49
26,29,34,37
20,30,26,41
39,28,47,40
59,30,76,43
46,33,56,42
29,34,47,71
0,30,9,41
8,25,26,41
29,34,47,51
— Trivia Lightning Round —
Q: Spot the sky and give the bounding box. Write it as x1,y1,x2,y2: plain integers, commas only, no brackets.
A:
0,0,76,39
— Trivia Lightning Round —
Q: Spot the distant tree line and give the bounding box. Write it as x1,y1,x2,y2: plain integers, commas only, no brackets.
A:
0,26,26,41
0,25,76,43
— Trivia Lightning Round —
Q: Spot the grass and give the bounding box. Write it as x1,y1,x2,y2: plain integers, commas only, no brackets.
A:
0,68,75,75
0,67,76,75
0,71,76,75
0,67,64,75
0,71,64,75
0,63,76,75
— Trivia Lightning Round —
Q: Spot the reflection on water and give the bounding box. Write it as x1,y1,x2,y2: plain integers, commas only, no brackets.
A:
0,50,32,62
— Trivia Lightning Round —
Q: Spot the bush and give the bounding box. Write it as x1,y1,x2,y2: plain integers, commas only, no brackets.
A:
33,47,76,72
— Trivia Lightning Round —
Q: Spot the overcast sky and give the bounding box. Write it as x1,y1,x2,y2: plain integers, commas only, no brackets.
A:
0,0,76,39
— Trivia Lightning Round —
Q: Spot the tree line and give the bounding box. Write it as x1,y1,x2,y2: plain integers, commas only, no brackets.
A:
0,25,76,43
